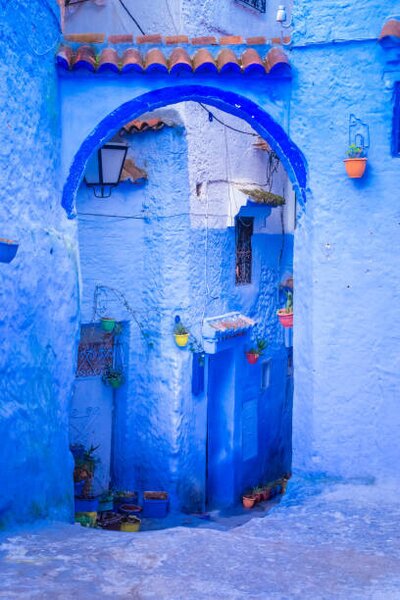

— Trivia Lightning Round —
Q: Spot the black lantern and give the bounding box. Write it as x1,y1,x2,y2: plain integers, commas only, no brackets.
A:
84,142,128,198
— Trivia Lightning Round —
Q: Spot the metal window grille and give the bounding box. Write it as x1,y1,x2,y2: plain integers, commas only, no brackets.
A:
392,82,400,157
235,216,254,285
76,325,114,378
236,0,266,13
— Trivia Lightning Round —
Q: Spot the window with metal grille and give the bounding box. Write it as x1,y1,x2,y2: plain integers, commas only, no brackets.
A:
236,0,266,13
76,324,114,378
392,83,400,157
235,216,254,285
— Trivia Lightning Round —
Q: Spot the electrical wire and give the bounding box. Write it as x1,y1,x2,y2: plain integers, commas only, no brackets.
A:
198,103,258,137
117,0,145,35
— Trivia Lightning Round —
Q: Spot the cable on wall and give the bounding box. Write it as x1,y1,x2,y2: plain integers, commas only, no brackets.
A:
198,103,258,137
117,0,146,34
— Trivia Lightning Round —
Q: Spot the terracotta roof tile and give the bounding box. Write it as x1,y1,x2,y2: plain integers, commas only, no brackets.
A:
64,33,105,43
120,118,167,135
56,39,291,78
379,19,400,46
169,47,192,76
120,158,147,183
246,36,267,45
220,35,244,45
265,47,291,75
166,35,190,45
241,48,265,76
191,36,217,45
98,48,119,73
108,34,134,44
56,44,73,69
144,48,168,74
121,48,143,73
193,48,218,74
74,45,97,71
217,48,241,74
137,34,163,45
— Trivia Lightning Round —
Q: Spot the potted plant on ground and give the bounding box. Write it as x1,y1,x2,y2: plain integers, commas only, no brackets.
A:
277,291,293,328
102,367,124,389
245,338,268,365
242,491,257,509
174,316,189,348
100,317,116,333
71,443,100,512
143,491,169,518
344,144,367,178
120,515,141,532
113,490,138,509
98,491,114,512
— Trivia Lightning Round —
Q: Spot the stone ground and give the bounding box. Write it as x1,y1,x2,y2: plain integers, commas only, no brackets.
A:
0,474,399,599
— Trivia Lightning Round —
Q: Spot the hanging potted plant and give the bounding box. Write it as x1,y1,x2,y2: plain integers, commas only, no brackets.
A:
277,291,293,328
174,316,189,348
102,367,124,389
344,144,367,178
100,317,116,333
0,238,19,264
245,338,268,365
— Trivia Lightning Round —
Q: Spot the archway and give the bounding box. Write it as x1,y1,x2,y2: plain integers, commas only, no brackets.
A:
66,85,305,515
61,85,307,218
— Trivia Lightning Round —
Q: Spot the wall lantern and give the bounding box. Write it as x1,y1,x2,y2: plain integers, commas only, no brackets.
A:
84,142,128,198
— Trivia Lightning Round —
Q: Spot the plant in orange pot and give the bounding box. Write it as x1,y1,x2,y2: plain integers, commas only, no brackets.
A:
277,291,293,328
344,144,367,178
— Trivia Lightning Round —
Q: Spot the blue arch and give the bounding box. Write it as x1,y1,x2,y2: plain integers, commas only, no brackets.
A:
62,84,307,218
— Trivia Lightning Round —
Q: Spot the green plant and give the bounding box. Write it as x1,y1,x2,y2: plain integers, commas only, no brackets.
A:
346,144,366,158
174,322,189,335
247,337,268,356
239,187,286,207
102,367,124,386
71,444,100,496
284,291,293,314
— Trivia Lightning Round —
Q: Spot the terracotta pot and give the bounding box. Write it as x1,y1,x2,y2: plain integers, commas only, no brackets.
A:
277,310,293,328
344,158,367,178
262,488,271,501
245,352,260,365
242,495,256,509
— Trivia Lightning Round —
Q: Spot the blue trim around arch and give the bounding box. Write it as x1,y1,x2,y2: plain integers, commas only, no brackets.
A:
62,85,307,218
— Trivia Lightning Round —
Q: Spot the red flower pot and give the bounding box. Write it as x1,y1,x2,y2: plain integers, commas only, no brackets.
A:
277,310,293,328
245,352,260,365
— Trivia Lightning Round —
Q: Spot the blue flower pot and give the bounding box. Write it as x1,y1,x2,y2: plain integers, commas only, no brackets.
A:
118,504,142,517
74,497,99,513
98,498,114,512
143,493,169,518
74,481,85,497
0,239,18,264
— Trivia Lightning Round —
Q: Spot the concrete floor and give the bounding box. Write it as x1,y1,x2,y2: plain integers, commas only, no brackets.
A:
0,474,399,599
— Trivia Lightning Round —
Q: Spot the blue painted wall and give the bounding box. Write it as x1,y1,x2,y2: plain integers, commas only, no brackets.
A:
0,0,78,527
290,1,400,478
77,124,293,511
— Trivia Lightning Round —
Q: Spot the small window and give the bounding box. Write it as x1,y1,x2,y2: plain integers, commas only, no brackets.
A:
235,216,254,285
261,360,271,389
393,82,400,157
236,0,266,13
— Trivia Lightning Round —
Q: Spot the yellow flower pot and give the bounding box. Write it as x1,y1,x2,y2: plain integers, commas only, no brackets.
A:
120,517,141,532
174,333,189,347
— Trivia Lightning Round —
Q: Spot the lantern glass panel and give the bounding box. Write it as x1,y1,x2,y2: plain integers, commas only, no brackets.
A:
100,143,128,185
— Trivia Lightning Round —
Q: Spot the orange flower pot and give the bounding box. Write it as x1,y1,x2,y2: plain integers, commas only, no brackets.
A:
242,495,256,509
277,310,293,328
344,158,367,179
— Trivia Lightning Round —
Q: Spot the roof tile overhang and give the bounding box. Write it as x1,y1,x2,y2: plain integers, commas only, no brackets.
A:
379,19,400,47
56,33,292,77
